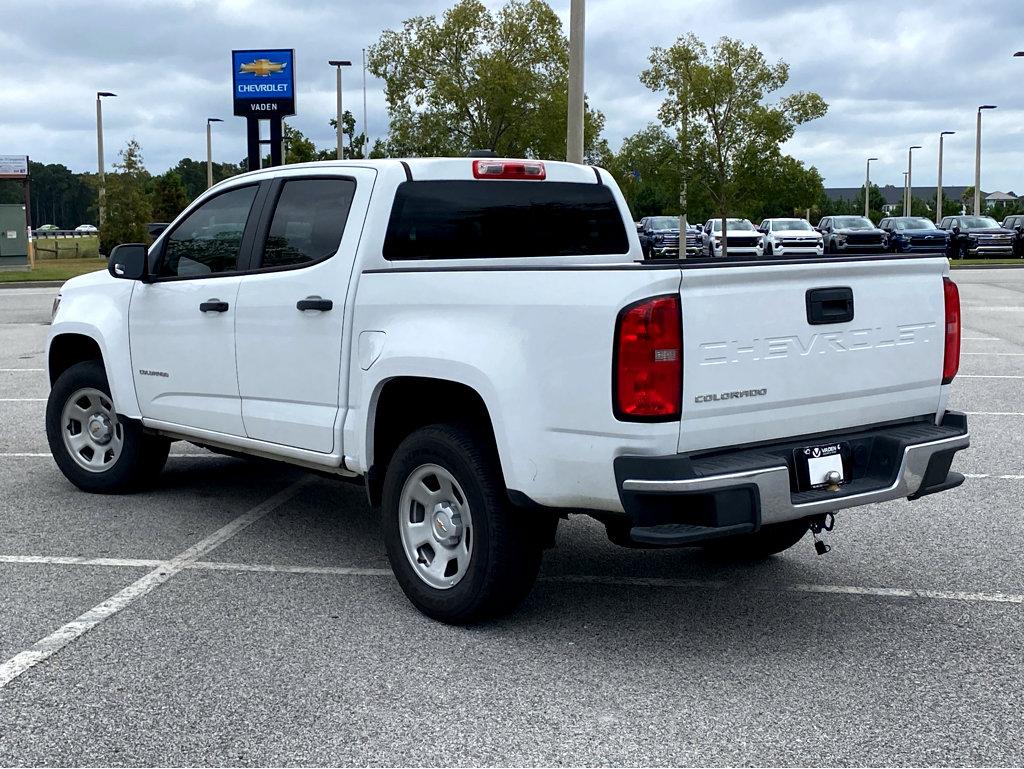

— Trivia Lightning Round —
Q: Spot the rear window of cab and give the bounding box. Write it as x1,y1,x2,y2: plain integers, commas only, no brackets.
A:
383,180,629,260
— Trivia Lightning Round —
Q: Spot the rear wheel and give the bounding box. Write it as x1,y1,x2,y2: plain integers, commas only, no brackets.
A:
381,424,543,624
702,518,809,559
46,360,169,493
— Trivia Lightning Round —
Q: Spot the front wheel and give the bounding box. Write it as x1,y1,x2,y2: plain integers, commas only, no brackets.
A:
381,424,543,624
45,360,170,493
702,518,810,559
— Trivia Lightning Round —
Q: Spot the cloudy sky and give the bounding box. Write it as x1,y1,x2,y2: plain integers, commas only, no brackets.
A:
3,0,1023,191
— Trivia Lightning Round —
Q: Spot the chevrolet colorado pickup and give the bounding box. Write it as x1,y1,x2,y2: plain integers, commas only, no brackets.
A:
46,158,969,623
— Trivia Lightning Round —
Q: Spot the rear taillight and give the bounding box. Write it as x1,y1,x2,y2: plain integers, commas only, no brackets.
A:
472,159,546,180
942,277,960,384
614,295,682,420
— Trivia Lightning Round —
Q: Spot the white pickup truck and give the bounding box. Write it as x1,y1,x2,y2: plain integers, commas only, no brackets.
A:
46,157,969,623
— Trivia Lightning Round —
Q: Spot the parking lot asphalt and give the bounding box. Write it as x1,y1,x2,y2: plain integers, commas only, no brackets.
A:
0,270,1021,766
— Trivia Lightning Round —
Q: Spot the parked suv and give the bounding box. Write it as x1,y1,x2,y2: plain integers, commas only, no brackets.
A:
638,216,700,258
999,214,1024,258
938,215,1014,259
816,216,887,254
758,218,823,257
702,218,764,257
878,216,949,254
45,157,969,623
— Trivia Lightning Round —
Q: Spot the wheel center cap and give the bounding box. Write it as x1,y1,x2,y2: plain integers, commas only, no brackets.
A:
431,503,463,545
87,414,112,445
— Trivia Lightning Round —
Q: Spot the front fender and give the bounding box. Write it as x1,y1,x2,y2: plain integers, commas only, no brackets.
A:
48,275,140,419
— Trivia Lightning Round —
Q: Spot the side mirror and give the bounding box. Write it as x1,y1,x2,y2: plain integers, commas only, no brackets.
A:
108,243,149,281
1015,224,1023,234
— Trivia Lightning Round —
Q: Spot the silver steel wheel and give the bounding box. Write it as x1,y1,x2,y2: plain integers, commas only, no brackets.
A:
59,387,124,473
398,463,474,590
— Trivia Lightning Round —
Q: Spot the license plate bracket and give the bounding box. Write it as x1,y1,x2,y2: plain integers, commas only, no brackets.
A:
793,442,850,491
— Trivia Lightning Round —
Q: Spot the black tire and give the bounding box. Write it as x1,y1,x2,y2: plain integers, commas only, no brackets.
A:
46,360,170,493
702,518,810,559
381,424,542,624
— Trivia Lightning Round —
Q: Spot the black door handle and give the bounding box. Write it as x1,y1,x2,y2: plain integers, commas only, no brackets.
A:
199,300,229,313
296,296,333,312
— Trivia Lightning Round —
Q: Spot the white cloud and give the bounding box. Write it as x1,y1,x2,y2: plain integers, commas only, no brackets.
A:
1,0,1022,189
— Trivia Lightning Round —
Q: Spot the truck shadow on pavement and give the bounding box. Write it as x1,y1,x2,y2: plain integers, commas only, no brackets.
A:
151,457,883,637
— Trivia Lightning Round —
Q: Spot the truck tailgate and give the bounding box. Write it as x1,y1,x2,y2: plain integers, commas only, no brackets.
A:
678,257,948,453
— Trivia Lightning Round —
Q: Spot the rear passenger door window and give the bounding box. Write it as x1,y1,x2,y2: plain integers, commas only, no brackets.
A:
258,178,356,269
158,185,258,278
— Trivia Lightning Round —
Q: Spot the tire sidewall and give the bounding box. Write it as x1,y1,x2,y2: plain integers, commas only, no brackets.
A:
46,360,164,493
381,426,508,622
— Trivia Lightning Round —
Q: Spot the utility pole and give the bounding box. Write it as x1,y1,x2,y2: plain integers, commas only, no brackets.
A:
936,131,954,224
329,60,352,160
362,48,369,157
865,157,878,219
206,118,223,189
95,91,116,230
975,105,997,215
906,145,921,217
565,0,585,164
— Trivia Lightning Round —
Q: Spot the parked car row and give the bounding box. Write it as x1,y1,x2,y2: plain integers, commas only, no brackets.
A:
635,212,1023,260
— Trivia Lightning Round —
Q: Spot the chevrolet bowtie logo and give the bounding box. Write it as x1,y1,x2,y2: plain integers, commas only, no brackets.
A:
239,59,287,77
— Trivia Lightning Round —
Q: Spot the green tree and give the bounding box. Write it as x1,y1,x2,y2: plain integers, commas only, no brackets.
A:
326,111,368,159
368,0,604,159
640,34,827,256
960,186,975,213
170,157,240,200
738,153,824,223
102,139,152,253
852,183,887,221
150,170,190,223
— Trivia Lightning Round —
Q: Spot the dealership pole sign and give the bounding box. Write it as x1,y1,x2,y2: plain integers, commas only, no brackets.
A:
232,49,295,170
0,155,29,180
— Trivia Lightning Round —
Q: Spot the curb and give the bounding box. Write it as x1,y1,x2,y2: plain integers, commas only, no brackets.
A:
0,281,65,289
950,263,1024,270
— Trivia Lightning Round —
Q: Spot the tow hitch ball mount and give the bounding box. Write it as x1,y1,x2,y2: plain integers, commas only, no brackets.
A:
809,512,836,555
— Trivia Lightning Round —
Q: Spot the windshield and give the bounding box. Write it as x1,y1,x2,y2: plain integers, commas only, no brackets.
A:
647,217,678,230
895,217,935,231
960,216,1000,229
771,219,813,231
833,217,875,230
711,219,755,232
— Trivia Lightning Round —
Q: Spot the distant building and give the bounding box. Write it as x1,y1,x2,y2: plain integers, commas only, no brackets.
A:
825,185,974,208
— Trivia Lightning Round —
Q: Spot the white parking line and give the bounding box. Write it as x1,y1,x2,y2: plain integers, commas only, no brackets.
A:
0,398,45,402
963,473,1024,480
0,555,1020,608
961,352,1024,357
0,478,310,690
961,337,1001,341
957,375,1024,379
963,411,1024,416
0,368,44,372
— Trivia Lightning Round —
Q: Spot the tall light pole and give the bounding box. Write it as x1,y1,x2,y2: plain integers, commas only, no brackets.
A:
95,91,116,230
936,131,954,223
975,105,997,215
362,48,369,157
864,157,878,218
905,145,922,216
566,0,585,164
902,171,909,215
329,60,352,160
206,118,223,189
